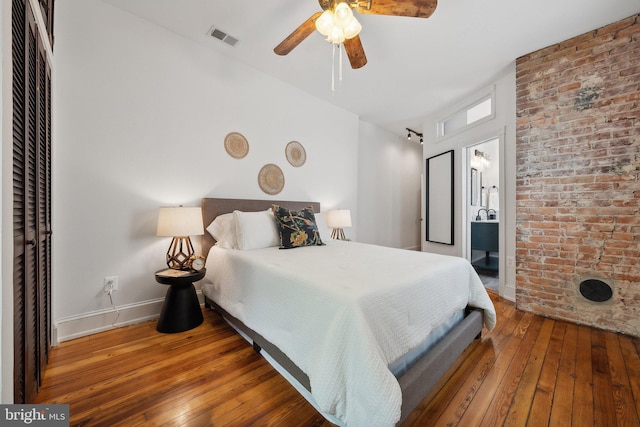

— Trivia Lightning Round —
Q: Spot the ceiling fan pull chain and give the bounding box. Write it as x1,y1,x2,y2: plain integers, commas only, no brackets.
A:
331,43,336,92
339,43,343,86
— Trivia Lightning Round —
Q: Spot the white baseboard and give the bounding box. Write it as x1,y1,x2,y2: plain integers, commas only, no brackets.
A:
53,292,204,345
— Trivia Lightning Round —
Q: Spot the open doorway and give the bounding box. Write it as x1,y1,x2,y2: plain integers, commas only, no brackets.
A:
466,138,500,292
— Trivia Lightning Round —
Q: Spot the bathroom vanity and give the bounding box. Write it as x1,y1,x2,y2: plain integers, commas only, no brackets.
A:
471,221,499,271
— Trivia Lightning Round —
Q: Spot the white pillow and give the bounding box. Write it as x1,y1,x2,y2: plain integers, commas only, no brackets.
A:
206,213,237,249
315,212,331,242
233,209,280,250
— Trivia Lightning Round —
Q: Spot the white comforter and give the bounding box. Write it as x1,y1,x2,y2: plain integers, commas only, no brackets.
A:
201,240,496,427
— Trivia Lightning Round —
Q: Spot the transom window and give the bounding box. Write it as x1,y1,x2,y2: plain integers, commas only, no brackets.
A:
437,92,495,140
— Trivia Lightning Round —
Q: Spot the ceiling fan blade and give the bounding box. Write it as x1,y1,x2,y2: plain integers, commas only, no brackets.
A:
344,35,367,69
274,12,323,56
356,0,438,18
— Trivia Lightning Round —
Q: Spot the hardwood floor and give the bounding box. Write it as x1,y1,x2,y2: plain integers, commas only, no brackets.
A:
36,294,640,426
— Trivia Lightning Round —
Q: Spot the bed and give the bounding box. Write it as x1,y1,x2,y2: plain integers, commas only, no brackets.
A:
199,198,496,426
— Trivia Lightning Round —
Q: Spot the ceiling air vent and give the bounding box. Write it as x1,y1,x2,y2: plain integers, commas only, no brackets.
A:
208,26,239,47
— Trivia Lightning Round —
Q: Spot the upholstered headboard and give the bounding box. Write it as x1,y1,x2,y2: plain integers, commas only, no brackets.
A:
201,198,321,258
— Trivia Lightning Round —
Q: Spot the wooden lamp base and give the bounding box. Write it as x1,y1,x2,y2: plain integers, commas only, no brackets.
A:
166,236,195,270
330,228,346,240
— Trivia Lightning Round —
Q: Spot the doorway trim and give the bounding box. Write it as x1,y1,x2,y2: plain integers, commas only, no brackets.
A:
463,129,506,296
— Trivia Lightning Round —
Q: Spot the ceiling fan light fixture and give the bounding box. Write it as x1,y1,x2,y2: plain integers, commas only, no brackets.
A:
343,18,362,39
333,2,354,28
316,2,361,44
328,27,345,44
316,10,335,36
275,0,437,70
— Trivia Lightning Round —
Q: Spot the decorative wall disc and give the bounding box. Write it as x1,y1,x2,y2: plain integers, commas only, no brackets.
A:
224,132,249,159
285,141,306,167
258,163,285,195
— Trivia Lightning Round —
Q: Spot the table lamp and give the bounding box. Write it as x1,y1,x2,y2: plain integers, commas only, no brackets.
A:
325,209,352,240
156,206,204,270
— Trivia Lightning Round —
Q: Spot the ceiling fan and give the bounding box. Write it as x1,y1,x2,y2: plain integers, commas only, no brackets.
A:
274,0,438,69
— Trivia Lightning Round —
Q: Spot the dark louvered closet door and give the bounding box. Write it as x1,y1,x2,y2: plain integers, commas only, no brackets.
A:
12,0,53,404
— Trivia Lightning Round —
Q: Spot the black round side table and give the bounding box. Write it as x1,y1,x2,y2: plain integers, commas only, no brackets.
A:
155,268,205,333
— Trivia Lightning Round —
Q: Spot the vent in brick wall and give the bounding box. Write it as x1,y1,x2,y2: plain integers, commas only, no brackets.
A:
579,279,613,303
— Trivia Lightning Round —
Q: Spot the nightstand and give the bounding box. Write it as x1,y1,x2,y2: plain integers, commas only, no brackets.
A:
155,268,205,333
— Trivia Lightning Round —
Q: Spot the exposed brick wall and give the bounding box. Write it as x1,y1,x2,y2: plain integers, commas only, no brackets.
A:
515,14,640,337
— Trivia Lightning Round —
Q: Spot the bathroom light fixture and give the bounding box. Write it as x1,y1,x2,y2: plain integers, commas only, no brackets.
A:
474,149,491,168
474,149,489,160
406,128,424,144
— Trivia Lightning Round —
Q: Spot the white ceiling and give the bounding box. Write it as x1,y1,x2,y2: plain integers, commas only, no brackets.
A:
101,0,639,136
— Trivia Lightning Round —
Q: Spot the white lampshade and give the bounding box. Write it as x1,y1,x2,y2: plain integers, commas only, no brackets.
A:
156,206,204,237
325,209,352,228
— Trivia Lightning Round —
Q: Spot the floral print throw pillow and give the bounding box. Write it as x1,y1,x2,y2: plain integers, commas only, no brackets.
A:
272,205,324,249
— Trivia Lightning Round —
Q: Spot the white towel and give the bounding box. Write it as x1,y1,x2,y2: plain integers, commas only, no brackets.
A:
488,188,499,211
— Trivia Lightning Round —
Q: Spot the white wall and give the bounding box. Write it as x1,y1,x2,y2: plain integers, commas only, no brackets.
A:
357,121,422,249
53,0,361,340
422,65,517,300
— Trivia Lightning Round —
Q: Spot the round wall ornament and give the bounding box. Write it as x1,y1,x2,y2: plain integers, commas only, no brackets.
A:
258,163,285,195
224,132,249,159
285,141,306,167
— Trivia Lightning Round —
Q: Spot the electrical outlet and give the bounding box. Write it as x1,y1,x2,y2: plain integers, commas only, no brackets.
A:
103,276,118,293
